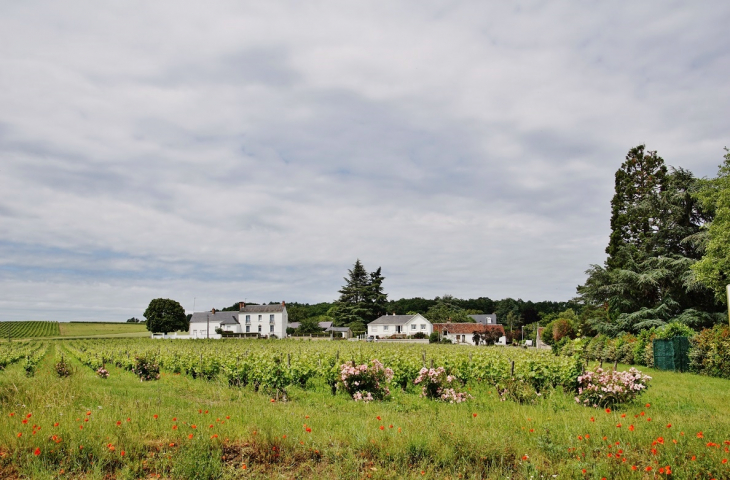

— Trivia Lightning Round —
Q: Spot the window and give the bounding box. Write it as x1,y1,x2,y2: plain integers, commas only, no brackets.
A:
270,324,274,333
245,315,250,324
246,326,250,333
411,324,416,330
258,325,262,333
193,330,197,336
383,325,389,331
258,315,262,322
270,314,275,323
421,324,426,329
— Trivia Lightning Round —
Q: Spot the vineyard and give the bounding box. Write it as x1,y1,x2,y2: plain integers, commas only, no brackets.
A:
61,338,584,396
0,321,59,339
0,341,47,370
0,339,728,480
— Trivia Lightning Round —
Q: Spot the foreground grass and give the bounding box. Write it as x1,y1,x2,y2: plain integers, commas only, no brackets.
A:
0,344,729,479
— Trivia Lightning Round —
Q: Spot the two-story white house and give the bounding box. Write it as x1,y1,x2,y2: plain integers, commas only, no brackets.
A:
367,313,432,338
189,302,288,339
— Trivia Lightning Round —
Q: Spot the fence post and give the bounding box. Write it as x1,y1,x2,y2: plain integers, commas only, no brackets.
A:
510,360,515,378
727,285,730,327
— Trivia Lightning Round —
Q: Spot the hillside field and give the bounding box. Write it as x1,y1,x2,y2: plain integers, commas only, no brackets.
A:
1,339,729,479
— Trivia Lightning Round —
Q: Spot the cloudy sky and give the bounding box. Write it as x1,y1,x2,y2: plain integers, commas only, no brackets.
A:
1,2,728,322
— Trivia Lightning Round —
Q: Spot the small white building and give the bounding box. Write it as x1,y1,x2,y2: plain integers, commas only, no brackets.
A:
189,302,288,339
432,323,506,346
367,314,432,338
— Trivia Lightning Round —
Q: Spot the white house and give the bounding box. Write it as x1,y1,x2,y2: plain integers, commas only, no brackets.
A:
367,314,432,338
189,302,288,339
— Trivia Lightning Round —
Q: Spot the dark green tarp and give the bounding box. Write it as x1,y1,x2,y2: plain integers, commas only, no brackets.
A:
653,337,690,372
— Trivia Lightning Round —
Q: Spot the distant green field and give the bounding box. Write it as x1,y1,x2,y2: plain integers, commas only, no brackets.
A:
0,321,59,338
0,321,150,339
58,322,149,337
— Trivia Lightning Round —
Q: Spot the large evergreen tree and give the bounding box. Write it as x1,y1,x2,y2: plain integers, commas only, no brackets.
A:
606,145,668,269
333,260,388,329
579,146,723,334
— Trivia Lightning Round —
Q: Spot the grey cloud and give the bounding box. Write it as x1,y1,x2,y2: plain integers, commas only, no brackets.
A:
0,1,728,322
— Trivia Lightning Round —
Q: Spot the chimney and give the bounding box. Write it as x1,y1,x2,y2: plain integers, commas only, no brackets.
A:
239,302,245,311
281,301,285,307
211,308,216,314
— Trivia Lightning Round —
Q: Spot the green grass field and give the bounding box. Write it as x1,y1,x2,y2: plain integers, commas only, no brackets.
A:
1,341,729,479
57,322,149,337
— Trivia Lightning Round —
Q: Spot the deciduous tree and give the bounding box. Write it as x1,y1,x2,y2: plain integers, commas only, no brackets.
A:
143,298,187,334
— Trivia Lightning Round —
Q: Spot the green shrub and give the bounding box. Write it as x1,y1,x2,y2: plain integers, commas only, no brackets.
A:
495,377,547,404
655,322,696,340
428,332,440,343
689,325,730,379
552,318,575,343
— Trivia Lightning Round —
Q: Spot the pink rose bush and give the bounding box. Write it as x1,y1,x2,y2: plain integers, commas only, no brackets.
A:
340,359,394,402
414,367,471,403
575,367,651,408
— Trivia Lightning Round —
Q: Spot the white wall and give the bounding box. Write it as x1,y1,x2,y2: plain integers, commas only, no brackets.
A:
190,322,221,338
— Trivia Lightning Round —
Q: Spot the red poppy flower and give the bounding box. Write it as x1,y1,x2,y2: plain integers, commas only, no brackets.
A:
33,448,40,456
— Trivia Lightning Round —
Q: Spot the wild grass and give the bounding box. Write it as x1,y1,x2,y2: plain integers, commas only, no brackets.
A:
0,343,729,479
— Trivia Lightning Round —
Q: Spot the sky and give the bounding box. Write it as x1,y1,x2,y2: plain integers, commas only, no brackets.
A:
1,1,729,322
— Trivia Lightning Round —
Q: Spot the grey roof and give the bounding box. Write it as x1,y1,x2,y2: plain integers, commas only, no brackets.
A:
326,326,351,332
240,305,285,313
369,314,424,326
190,311,239,324
469,314,498,325
287,321,332,330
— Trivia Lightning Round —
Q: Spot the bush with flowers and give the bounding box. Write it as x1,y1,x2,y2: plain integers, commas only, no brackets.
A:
413,367,471,403
54,356,73,378
339,359,394,402
96,366,109,379
575,367,651,408
132,355,160,381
